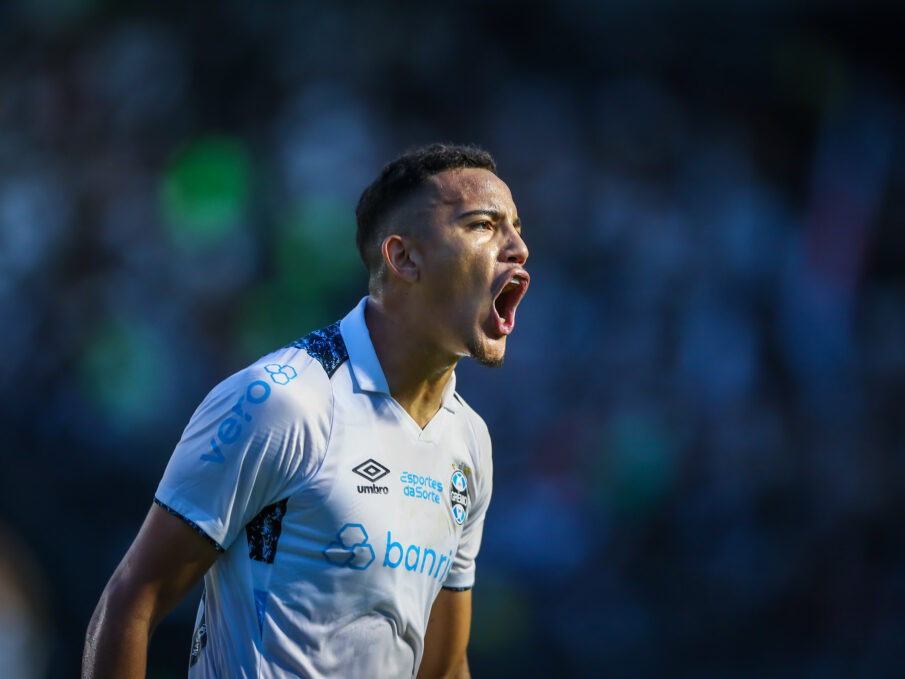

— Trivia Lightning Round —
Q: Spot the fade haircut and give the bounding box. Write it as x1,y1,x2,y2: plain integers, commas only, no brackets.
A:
355,143,496,275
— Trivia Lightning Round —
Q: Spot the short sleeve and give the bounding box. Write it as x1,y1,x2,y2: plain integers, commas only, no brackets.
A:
154,354,332,551
442,414,493,590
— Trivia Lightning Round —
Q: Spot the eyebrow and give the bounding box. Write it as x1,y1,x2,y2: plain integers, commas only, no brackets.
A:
457,209,522,231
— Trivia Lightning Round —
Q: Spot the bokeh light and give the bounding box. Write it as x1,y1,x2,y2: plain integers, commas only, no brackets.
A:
160,136,251,250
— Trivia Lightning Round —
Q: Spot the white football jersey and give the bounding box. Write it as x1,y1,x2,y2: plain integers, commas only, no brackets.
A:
154,297,493,678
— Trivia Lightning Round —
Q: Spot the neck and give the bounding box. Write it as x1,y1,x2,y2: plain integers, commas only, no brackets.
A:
364,296,458,428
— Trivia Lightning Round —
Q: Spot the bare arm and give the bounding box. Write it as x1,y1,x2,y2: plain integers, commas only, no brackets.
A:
82,503,221,679
418,588,473,679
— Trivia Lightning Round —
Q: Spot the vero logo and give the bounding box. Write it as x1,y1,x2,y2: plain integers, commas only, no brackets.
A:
201,364,298,464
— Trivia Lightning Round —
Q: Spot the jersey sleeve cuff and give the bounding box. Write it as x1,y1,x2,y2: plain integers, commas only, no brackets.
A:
440,570,475,590
153,497,226,553
441,585,473,592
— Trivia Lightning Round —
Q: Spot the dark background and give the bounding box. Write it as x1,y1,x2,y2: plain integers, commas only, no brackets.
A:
2,1,904,677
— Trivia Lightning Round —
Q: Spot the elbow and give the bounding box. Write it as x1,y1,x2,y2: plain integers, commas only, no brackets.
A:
82,573,160,679
88,571,159,640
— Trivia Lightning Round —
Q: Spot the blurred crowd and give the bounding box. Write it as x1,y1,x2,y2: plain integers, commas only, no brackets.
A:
2,1,904,677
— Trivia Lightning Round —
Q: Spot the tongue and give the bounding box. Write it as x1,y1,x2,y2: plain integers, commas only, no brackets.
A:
493,299,514,336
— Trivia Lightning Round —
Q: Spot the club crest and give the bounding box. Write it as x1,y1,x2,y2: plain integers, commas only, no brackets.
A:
449,465,470,525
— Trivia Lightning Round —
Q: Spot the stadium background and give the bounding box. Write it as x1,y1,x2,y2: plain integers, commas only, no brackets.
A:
2,1,904,677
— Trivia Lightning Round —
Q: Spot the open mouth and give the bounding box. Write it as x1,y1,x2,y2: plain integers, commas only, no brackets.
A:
492,271,529,336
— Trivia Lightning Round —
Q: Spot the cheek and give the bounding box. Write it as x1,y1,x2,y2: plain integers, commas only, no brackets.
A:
436,250,481,284
453,256,492,299
462,242,498,280
424,239,497,303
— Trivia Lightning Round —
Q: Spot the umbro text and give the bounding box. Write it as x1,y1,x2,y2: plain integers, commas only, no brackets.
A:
357,484,389,495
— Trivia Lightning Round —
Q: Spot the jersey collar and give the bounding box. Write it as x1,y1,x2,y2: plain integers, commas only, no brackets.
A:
339,297,460,413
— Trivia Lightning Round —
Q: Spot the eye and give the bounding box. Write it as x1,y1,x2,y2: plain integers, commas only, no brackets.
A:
473,220,493,231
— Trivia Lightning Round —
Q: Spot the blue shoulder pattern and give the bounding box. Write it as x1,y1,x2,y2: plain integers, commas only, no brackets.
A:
289,321,349,377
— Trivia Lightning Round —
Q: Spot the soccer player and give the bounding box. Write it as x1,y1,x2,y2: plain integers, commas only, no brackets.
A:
82,143,530,679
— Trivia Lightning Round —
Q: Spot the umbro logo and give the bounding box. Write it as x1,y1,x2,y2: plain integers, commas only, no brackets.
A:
354,459,390,496
353,459,390,482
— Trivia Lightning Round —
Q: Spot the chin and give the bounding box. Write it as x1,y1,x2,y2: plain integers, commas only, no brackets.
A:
465,335,506,368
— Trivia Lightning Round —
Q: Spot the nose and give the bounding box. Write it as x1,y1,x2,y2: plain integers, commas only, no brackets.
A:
503,224,529,265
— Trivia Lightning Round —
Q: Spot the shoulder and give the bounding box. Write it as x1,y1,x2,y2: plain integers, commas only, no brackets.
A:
286,321,349,378
452,392,491,449
194,332,342,434
241,347,333,418
451,392,493,477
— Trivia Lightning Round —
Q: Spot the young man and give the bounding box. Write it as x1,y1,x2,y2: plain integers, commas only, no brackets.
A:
82,143,530,678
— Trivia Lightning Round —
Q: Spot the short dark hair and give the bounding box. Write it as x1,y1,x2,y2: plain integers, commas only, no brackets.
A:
355,143,496,273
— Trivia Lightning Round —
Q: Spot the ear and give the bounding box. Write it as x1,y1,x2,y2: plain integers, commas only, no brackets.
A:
381,234,421,283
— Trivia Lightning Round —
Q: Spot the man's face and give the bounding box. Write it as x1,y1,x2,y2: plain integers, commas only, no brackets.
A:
402,167,530,367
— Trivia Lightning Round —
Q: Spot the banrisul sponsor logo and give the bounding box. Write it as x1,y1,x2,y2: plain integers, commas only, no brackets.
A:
201,364,297,463
383,531,453,581
323,523,453,582
450,463,470,525
353,459,390,495
322,524,375,570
